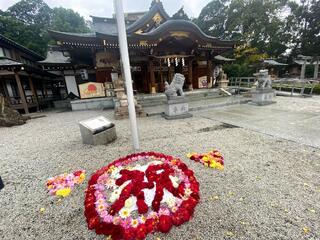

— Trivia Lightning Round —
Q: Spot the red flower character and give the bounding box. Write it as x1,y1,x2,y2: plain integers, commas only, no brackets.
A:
136,224,147,239
158,215,172,233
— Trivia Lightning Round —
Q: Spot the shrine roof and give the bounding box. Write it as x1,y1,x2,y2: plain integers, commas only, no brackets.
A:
38,49,72,65
0,57,23,67
0,34,44,60
134,20,234,46
125,0,170,34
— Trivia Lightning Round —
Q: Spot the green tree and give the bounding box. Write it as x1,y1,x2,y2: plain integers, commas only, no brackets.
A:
195,0,288,57
0,15,48,55
51,7,90,33
7,0,52,27
194,0,228,38
1,0,90,55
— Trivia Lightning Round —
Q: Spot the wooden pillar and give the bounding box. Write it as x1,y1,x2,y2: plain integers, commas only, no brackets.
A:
159,59,164,92
149,60,156,93
1,79,9,97
207,60,213,88
188,59,193,91
28,75,39,110
14,72,29,114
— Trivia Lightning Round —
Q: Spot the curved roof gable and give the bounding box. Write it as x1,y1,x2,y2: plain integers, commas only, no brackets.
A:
126,1,170,34
136,20,235,46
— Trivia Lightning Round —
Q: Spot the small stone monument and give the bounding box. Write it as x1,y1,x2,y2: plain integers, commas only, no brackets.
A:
79,116,117,145
162,73,192,120
0,95,28,127
218,69,229,89
113,76,144,120
251,69,276,106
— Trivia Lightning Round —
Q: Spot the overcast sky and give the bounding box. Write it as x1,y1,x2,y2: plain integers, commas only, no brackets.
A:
0,0,210,20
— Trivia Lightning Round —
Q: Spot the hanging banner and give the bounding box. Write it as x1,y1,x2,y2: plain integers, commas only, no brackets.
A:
79,82,106,99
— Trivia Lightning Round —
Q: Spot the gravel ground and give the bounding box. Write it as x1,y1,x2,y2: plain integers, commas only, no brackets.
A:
0,104,319,240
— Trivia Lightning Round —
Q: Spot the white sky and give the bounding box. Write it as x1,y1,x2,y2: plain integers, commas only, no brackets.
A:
0,0,210,20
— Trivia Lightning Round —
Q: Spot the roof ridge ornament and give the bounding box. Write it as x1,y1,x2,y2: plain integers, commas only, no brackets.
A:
172,6,190,20
150,0,163,9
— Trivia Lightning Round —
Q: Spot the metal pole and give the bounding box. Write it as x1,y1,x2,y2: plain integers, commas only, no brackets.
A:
300,60,306,80
114,0,140,151
314,57,319,80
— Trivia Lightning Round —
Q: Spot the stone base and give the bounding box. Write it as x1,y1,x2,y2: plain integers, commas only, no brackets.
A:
114,105,144,120
162,96,193,120
79,124,117,145
251,89,276,106
162,112,193,120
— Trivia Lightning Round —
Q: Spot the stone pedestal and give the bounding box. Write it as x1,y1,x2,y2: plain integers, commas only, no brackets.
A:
79,116,117,145
251,88,276,106
114,88,144,120
219,71,229,89
162,96,193,120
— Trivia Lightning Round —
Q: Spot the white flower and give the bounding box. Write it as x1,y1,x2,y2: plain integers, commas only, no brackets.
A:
109,190,120,203
119,208,131,219
169,175,179,188
166,197,176,208
124,197,135,208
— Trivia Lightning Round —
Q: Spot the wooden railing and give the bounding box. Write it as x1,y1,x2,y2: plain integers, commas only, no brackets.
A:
229,77,256,88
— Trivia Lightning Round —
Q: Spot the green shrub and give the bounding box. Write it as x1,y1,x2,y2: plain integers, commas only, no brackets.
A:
223,63,256,77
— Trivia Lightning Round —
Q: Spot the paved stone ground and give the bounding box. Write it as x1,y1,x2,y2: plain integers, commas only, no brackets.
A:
197,96,320,148
0,96,319,240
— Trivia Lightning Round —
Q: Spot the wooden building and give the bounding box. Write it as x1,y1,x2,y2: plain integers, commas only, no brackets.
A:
0,34,64,114
45,0,235,96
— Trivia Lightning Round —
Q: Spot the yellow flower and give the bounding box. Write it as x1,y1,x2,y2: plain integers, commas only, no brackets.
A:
56,188,71,197
79,173,86,183
107,165,116,173
131,219,139,228
40,208,45,214
119,208,131,219
186,153,194,158
202,156,209,162
303,227,310,234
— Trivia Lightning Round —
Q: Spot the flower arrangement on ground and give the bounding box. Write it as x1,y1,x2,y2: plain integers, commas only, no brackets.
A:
46,170,86,197
187,149,224,170
84,152,200,240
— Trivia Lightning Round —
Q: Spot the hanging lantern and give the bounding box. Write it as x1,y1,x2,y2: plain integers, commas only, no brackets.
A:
182,57,185,67
167,58,171,67
175,57,178,66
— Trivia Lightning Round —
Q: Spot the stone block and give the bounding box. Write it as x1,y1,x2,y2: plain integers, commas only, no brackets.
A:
163,96,193,120
251,89,276,106
79,116,117,145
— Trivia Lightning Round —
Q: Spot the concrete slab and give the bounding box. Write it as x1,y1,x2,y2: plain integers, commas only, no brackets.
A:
198,96,320,148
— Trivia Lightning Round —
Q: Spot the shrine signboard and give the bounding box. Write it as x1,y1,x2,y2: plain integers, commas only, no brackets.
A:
79,82,106,99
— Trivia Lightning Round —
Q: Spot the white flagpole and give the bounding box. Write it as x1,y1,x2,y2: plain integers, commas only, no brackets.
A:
114,0,140,151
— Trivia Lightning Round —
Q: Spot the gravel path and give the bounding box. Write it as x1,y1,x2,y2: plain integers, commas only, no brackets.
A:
0,104,319,240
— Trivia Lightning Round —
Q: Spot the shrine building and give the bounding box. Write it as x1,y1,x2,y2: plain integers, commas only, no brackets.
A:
41,0,236,100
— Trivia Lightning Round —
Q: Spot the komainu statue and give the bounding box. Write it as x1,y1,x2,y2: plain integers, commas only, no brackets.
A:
254,69,272,89
165,73,185,99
